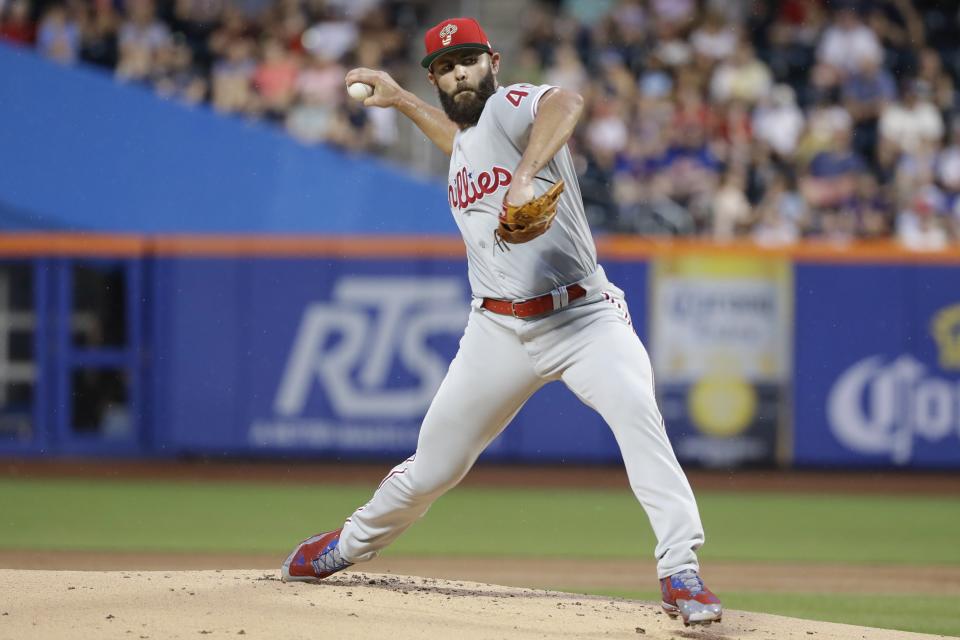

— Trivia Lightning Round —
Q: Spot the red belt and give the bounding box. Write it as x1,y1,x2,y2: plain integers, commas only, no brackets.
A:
481,284,586,319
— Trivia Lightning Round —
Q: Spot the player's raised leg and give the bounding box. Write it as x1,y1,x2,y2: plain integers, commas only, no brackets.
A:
556,295,721,625
282,310,544,581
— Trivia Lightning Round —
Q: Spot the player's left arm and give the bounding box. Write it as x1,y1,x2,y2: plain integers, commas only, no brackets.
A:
504,88,584,206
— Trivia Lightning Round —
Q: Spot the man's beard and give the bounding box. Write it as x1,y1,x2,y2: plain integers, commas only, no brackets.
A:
437,71,497,127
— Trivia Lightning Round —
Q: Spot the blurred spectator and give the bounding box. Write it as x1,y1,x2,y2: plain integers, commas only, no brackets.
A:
171,0,226,68
841,57,896,161
78,0,119,69
751,172,805,245
585,99,628,156
252,37,299,121
299,6,356,61
152,38,207,104
753,84,804,159
0,0,35,46
648,0,695,30
286,90,335,145
36,4,79,64
865,0,924,76
710,40,772,105
296,51,345,106
545,44,587,92
712,170,751,240
916,47,957,115
502,46,545,87
879,80,944,156
845,173,893,238
814,4,883,85
690,10,738,65
937,123,960,204
211,37,256,114
801,126,865,215
115,0,171,81
897,186,950,251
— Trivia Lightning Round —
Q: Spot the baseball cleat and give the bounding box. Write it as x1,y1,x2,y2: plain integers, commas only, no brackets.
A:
281,528,352,583
660,569,723,626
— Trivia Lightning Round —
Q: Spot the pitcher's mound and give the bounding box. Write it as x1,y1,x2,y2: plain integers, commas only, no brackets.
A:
0,569,945,639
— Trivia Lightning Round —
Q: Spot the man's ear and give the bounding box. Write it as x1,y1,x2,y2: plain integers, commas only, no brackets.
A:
426,71,436,87
490,51,501,75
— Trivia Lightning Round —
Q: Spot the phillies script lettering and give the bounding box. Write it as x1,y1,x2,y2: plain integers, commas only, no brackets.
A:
448,166,512,210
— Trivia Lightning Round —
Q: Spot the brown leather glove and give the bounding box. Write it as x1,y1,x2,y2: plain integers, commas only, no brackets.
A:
495,180,565,244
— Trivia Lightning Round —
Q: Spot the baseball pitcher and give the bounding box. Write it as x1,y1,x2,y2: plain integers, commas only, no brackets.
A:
281,17,723,627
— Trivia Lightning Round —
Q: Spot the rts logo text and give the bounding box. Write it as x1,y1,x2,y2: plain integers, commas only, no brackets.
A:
274,277,468,419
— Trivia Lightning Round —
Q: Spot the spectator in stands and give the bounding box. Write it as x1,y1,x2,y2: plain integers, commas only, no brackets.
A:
285,51,342,145
844,172,893,238
751,171,805,245
649,0,695,30
814,3,883,87
296,51,345,107
0,0,34,46
78,0,119,70
753,84,804,160
115,0,171,82
652,114,722,230
502,46,545,87
690,10,738,67
916,47,957,116
545,44,588,93
650,19,692,70
878,79,945,160
595,0,647,73
761,2,821,106
206,6,251,63
211,37,255,114
897,186,950,251
36,3,79,64
324,101,374,152
252,37,299,121
299,4,356,62
802,126,865,226
152,37,207,105
865,0,924,77
170,0,225,69
585,98,629,157
709,40,772,106
841,57,896,162
286,89,336,145
712,169,751,240
937,122,960,210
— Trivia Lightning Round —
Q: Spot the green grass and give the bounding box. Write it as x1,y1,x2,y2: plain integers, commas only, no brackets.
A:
589,589,960,638
2,478,959,636
0,479,958,566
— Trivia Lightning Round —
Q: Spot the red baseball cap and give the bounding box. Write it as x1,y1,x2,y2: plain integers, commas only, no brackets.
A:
421,17,493,69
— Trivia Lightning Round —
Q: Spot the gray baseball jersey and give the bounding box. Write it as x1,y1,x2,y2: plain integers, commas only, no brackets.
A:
447,83,598,301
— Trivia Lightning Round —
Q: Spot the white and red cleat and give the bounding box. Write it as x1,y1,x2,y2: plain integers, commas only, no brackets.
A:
660,569,723,626
280,528,352,583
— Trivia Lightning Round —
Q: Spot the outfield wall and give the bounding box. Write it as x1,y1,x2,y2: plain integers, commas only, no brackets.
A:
0,235,957,469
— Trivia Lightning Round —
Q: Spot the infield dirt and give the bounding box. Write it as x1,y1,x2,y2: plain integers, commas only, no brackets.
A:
0,569,950,640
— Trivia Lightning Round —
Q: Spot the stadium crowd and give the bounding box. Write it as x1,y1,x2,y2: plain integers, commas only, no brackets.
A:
0,0,420,152
2,0,959,247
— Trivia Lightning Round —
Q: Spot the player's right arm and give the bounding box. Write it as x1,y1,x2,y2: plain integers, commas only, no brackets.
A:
345,68,458,155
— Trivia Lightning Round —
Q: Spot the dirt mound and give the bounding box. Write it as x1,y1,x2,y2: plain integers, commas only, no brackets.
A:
0,569,947,640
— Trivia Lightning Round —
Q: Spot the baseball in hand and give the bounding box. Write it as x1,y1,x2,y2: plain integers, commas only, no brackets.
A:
347,82,373,101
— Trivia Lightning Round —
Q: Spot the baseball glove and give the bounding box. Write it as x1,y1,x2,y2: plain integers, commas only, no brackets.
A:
496,179,565,244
